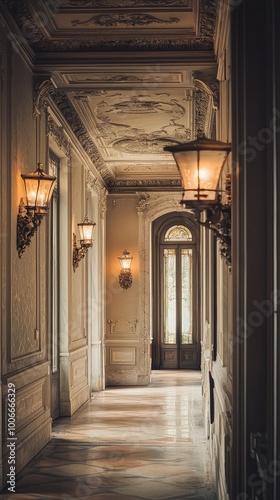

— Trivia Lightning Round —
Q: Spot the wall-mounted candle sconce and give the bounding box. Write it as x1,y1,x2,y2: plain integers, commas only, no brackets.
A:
17,163,56,258
118,250,133,289
73,215,96,272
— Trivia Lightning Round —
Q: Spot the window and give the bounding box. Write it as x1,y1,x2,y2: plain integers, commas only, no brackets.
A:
164,225,192,242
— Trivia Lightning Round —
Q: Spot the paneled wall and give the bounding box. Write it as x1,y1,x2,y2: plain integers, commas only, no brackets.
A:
0,27,105,490
200,1,233,498
0,35,52,488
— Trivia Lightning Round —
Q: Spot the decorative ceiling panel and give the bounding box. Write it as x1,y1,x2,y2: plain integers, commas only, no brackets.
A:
2,0,219,192
58,1,193,9
3,0,217,53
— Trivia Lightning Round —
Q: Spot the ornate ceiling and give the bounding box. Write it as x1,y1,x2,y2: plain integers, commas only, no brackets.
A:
2,0,219,192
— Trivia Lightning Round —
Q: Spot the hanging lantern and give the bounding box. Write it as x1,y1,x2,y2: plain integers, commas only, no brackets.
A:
21,162,56,214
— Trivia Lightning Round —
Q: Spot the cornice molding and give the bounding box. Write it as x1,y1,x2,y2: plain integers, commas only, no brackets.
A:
61,0,191,7
50,90,113,182
27,36,214,54
107,179,182,193
200,0,217,40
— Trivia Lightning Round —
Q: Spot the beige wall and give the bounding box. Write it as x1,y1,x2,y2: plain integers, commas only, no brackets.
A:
105,194,145,385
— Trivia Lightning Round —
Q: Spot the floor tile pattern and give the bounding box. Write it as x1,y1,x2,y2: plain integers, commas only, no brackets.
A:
1,370,217,499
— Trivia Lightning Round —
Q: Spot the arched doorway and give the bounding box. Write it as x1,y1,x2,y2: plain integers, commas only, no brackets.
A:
152,212,200,369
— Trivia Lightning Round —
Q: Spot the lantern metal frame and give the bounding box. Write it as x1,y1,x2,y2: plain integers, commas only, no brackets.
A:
164,137,232,267
17,163,56,258
73,215,96,272
118,250,133,289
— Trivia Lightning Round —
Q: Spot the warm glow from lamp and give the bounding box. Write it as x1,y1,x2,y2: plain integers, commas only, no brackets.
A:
22,163,56,214
17,162,57,258
197,168,209,182
77,216,96,248
164,137,231,205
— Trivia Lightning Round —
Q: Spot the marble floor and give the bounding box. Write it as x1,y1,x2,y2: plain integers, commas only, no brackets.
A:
1,370,217,500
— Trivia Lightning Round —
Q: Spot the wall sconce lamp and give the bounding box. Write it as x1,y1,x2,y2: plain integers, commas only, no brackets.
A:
164,135,232,266
118,250,133,289
17,163,56,258
73,216,96,272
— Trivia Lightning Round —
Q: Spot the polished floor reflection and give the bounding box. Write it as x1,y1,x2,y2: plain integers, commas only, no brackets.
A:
1,371,217,499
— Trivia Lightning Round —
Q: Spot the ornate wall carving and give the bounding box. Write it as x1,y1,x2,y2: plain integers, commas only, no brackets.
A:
193,70,219,108
47,114,71,159
33,80,55,118
105,314,141,384
194,79,216,137
108,317,138,334
86,170,108,218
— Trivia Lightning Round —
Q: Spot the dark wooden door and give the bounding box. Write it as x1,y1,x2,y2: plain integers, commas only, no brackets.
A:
152,214,200,370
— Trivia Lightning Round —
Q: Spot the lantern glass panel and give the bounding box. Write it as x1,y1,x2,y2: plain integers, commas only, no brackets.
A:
119,254,133,270
22,165,56,213
78,221,95,247
173,149,228,201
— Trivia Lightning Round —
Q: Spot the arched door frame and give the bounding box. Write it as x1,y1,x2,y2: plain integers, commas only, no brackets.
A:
152,212,200,369
137,193,201,378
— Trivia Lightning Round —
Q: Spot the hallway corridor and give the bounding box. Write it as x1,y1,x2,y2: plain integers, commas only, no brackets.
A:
2,371,217,500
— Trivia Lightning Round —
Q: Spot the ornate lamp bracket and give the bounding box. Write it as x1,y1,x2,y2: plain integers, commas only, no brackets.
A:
73,233,89,272
17,198,44,258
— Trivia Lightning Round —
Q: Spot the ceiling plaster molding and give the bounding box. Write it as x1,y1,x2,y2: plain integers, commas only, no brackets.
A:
107,179,182,193
60,0,192,8
49,90,113,182
194,78,216,137
3,0,46,45
71,13,180,28
2,0,214,53
119,163,178,173
200,0,217,40
31,37,214,53
3,0,216,53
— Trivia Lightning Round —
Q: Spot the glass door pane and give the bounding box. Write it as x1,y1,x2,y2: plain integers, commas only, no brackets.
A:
163,248,176,344
181,249,193,344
